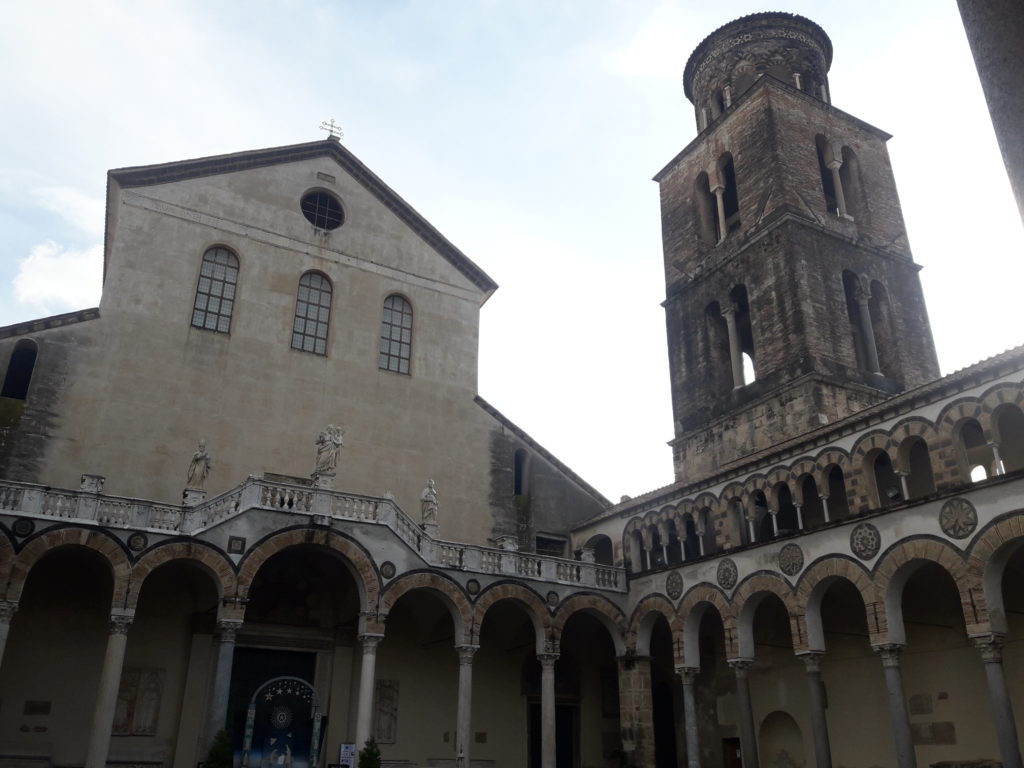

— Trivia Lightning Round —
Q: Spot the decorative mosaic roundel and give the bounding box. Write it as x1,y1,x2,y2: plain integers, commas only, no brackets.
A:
778,544,804,576
270,705,294,729
11,518,34,538
127,532,148,553
466,579,481,596
380,561,396,579
850,522,882,561
717,558,738,590
666,570,684,600
939,497,978,540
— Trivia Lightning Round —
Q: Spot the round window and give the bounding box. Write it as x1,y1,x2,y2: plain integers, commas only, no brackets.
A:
300,190,344,230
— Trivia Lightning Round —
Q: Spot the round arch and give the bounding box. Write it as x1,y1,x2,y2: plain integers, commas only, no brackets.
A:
472,582,551,653
629,594,678,658
127,540,237,612
731,573,799,657
551,593,627,655
968,514,1024,634
796,557,876,650
678,584,736,665
379,571,473,645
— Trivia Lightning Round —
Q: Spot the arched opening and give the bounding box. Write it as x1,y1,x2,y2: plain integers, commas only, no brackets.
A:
719,153,741,235
958,419,995,482
774,484,799,534
826,466,851,519
728,498,749,547
649,616,679,768
583,534,614,566
745,594,800,766
730,284,756,384
758,711,804,768
711,90,725,119
698,507,717,555
683,516,701,560
901,437,936,500
705,301,733,396
752,490,771,542
870,450,902,507
995,405,1024,473
650,526,666,569
695,172,719,244
800,475,826,529
1,547,114,763
666,521,683,566
815,135,839,215
2,339,38,400
839,146,865,222
842,271,870,371
239,546,361,760
869,280,897,377
627,529,646,573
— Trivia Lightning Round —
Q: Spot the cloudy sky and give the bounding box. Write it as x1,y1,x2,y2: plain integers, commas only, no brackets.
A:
1,1,1021,502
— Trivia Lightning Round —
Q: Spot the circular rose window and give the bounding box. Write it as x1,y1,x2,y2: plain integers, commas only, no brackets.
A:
300,190,344,230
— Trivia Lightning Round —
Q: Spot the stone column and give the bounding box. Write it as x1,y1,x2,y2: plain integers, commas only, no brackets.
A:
85,613,134,768
973,634,1023,768
827,159,848,217
679,667,702,768
539,653,559,768
455,644,479,767
989,442,1005,475
894,471,910,502
0,600,17,671
794,504,804,531
712,185,728,243
799,652,832,768
721,305,745,388
205,618,243,747
728,659,759,768
618,654,655,768
820,495,831,523
769,509,779,536
355,633,384,750
873,644,916,768
748,517,757,544
854,289,882,374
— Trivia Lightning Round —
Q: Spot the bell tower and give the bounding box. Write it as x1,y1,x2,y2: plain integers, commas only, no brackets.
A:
659,13,940,484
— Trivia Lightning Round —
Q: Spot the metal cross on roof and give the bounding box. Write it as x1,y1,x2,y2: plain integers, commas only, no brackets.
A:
319,119,344,139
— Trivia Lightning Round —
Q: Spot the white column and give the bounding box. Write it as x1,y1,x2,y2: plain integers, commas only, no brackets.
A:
799,652,832,768
896,471,910,502
679,667,701,768
770,509,779,536
989,442,1005,475
748,518,757,543
854,288,882,374
355,633,384,750
794,504,804,531
205,618,243,749
0,600,17,670
539,653,558,768
728,659,759,768
85,613,134,768
820,495,831,523
873,644,916,768
712,185,728,243
973,634,1023,768
828,160,848,217
455,644,478,767
721,305,745,388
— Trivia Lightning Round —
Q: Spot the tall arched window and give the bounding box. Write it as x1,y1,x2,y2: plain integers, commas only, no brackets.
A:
291,271,332,355
378,294,413,374
815,135,839,214
719,153,741,234
2,339,38,400
695,172,719,244
191,246,239,334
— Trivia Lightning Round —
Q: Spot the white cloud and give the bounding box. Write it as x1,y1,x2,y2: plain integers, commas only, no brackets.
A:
31,187,105,239
14,240,102,315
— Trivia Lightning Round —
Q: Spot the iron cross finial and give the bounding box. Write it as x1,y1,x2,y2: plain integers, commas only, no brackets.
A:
319,119,343,139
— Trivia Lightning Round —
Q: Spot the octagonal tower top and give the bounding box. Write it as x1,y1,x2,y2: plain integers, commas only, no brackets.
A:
683,12,833,129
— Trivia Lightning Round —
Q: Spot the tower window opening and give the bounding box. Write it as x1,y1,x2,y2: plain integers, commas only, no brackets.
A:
742,352,756,384
730,284,756,385
839,146,864,221
2,339,38,400
970,465,989,483
705,301,732,396
816,135,839,214
842,271,875,372
720,155,741,232
995,405,1024,473
711,89,725,119
869,281,896,377
695,172,719,244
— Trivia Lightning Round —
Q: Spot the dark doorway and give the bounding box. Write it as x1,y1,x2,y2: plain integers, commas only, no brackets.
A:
652,680,678,768
723,737,742,768
528,701,578,768
227,647,317,748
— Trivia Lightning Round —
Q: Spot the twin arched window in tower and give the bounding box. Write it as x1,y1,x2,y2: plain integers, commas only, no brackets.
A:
705,284,756,393
694,153,741,245
842,271,895,377
189,246,413,372
815,135,865,221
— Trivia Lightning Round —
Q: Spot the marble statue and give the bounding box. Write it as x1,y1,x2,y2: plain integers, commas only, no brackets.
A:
187,440,211,488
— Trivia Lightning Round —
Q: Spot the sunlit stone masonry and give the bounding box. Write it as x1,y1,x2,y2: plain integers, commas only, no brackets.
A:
1,11,1023,768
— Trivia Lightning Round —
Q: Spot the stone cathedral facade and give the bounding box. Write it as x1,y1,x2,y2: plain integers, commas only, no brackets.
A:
1,12,1023,768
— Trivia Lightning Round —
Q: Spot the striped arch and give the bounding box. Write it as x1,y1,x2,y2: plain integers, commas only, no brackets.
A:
741,475,770,507
6,526,131,607
967,514,1024,635
979,382,1024,443
693,493,719,536
851,430,895,465
813,447,851,494
764,467,792,508
237,527,380,615
127,540,237,613
678,584,736,664
936,397,989,440
889,417,942,475
795,556,878,649
379,571,473,645
629,594,678,657
731,572,803,655
472,581,551,653
675,499,696,533
551,593,627,655
873,537,982,644
789,458,818,504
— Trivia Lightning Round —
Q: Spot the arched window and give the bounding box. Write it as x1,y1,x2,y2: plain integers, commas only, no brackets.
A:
191,246,239,334
754,490,773,541
995,405,1024,473
666,520,683,565
775,484,799,533
705,301,732,396
291,271,332,355
728,498,748,547
870,450,901,507
730,284,756,384
902,437,935,499
839,146,865,221
958,418,995,483
695,172,719,244
2,339,38,400
815,135,839,214
869,280,896,377
826,466,851,519
842,271,877,373
800,475,826,529
683,516,700,560
718,153,741,234
378,294,413,374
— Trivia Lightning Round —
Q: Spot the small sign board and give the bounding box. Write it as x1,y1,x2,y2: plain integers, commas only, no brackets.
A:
338,743,357,768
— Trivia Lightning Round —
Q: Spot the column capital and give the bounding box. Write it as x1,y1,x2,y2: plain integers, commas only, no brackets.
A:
217,618,244,641
710,183,726,195
110,613,134,635
676,666,700,684
359,632,385,652
972,633,1006,663
455,644,479,665
0,599,18,623
872,642,905,667
796,650,825,673
727,658,754,677
537,652,559,669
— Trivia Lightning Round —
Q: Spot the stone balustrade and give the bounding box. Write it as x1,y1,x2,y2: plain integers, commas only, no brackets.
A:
0,475,628,592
